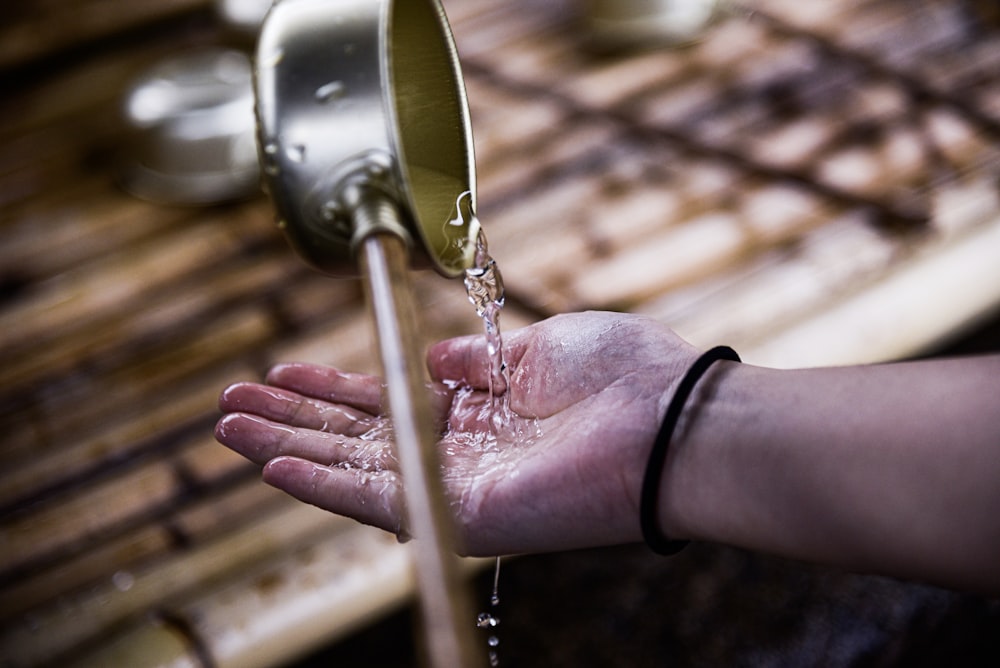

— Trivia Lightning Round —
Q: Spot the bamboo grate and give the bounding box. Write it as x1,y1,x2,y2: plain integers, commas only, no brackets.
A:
2,0,1000,666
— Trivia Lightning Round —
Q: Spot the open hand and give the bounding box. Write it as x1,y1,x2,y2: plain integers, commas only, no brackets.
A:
216,311,698,556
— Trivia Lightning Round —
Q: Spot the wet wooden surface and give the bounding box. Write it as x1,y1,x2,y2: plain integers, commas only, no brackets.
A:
2,0,1000,666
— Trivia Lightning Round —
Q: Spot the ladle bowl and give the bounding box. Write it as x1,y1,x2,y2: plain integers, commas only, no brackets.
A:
255,0,479,277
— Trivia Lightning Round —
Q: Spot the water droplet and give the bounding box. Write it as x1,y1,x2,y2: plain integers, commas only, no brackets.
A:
477,613,499,629
315,80,346,104
287,143,306,163
488,635,500,648
276,219,287,230
365,160,388,179
449,190,474,227
25,613,41,634
320,200,342,223
112,570,135,592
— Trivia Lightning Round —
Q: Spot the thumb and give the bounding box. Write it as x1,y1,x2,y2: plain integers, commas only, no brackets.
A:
426,334,492,389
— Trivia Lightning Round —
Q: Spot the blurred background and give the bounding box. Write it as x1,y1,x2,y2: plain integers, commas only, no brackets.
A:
2,0,999,666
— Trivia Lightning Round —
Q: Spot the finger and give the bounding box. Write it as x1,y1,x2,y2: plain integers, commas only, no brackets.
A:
215,413,396,471
263,456,406,537
427,334,506,392
428,381,459,427
265,363,384,415
219,381,380,436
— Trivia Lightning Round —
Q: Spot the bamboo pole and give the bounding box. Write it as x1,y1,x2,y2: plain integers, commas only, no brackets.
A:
0,481,282,623
0,192,194,283
742,213,1000,367
0,0,212,72
0,498,350,667
0,432,255,581
0,220,264,360
0,305,279,467
1,459,182,580
0,360,251,497
639,209,905,345
0,255,292,401
64,527,491,668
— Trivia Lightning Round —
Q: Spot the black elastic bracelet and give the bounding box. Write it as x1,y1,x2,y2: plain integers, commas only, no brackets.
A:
640,345,741,555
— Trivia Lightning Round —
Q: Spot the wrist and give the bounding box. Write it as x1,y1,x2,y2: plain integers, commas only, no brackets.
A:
653,355,748,547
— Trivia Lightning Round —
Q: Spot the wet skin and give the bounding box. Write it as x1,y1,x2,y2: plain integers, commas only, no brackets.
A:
216,311,697,556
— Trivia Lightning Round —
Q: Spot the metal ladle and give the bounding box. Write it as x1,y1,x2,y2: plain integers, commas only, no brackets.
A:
255,0,482,666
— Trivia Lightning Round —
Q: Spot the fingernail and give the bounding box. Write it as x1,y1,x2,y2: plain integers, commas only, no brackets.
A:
215,412,243,441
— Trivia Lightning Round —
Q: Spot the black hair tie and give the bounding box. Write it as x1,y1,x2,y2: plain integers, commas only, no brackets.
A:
640,346,741,555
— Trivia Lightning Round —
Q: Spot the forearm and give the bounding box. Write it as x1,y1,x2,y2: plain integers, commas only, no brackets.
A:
660,356,1000,595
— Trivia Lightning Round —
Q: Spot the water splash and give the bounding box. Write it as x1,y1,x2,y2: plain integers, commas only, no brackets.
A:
458,206,514,666
463,227,511,436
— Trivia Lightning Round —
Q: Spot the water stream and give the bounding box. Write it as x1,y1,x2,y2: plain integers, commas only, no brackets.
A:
348,195,518,665
463,228,510,434
462,225,509,667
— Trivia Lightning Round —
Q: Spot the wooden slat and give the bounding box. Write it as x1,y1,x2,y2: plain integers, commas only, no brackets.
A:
0,501,350,667
743,214,1000,367
0,209,273,360
0,365,246,509
0,481,282,622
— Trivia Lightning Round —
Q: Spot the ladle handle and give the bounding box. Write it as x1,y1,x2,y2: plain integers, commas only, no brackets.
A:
358,217,482,667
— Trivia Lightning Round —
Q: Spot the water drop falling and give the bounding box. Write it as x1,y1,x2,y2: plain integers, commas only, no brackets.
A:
449,190,474,227
490,556,501,607
477,612,499,629
314,80,346,104
476,556,503,665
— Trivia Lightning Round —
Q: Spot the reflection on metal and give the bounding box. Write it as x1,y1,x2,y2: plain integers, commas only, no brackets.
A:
255,1,482,666
215,0,275,37
581,0,726,50
120,48,259,205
